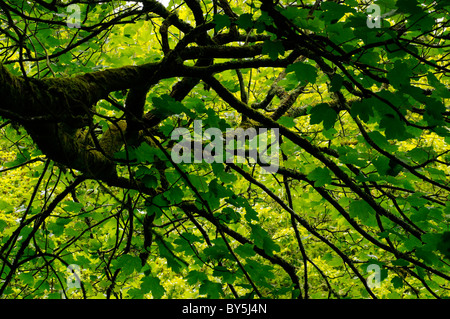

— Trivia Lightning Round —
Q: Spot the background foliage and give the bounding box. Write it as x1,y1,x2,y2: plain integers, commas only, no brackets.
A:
0,0,450,299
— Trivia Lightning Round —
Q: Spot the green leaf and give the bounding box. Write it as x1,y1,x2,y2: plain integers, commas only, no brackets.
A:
375,0,397,10
48,218,71,236
0,200,12,213
235,243,256,258
391,276,404,289
47,292,61,299
116,254,142,276
387,60,412,89
213,14,231,31
322,127,337,139
350,99,374,123
134,142,159,163
188,174,209,193
156,238,184,273
236,13,253,29
320,2,355,23
244,205,259,222
366,131,396,152
345,0,358,6
208,178,232,198
307,167,332,187
437,232,450,259
286,61,318,85
262,40,285,61
152,94,187,117
424,99,445,125
372,156,390,176
396,0,422,14
386,158,403,177
414,15,437,33
0,220,8,232
277,116,296,128
250,224,280,257
174,232,201,256
379,114,407,140
344,14,369,30
152,194,169,207
212,266,237,284
436,0,450,9
141,276,165,299
212,163,237,184
199,280,223,298
217,207,240,223
415,247,439,266
426,167,446,183
165,186,184,204
403,236,422,251
278,73,300,90
281,6,306,21
136,166,159,188
329,74,344,92
62,201,84,212
411,207,429,223
187,270,208,285
407,147,430,164
4,149,31,168
254,11,274,33
222,79,240,93
203,240,231,260
392,258,409,267
309,103,337,130
338,147,367,167
19,272,35,286
245,260,275,287
349,200,374,222
427,72,450,99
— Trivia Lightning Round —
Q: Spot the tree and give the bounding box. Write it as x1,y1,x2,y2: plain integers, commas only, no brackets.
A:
0,0,449,299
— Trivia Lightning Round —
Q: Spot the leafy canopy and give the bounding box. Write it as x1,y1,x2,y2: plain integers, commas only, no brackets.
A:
0,0,450,299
